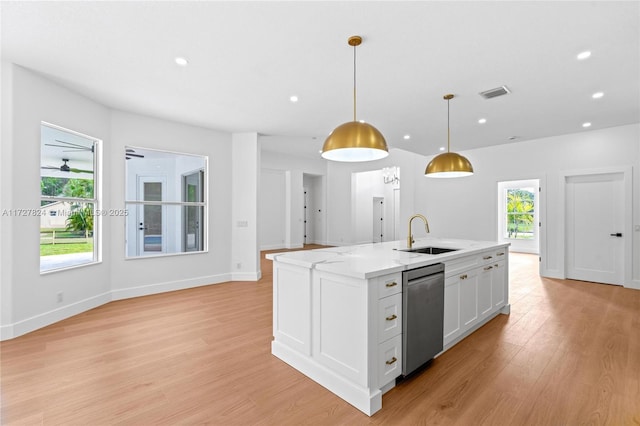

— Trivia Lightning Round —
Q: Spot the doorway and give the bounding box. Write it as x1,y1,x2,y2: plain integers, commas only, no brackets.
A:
564,170,630,285
373,197,384,243
497,179,540,254
136,176,167,255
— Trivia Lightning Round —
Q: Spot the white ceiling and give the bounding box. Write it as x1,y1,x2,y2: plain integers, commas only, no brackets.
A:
3,1,639,160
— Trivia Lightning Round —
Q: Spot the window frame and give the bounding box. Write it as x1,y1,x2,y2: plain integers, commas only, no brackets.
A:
40,122,101,274
124,146,208,259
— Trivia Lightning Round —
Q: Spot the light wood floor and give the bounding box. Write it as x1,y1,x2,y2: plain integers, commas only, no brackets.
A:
1,250,639,425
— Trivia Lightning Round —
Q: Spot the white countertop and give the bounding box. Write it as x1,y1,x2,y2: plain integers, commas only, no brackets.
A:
266,238,510,279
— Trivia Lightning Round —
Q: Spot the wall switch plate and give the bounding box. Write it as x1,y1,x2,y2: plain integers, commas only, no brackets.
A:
56,292,63,303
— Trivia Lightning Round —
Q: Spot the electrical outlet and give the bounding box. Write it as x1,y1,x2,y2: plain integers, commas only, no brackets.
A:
56,292,63,303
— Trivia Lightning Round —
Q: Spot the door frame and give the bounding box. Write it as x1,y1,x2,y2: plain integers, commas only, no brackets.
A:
558,166,633,287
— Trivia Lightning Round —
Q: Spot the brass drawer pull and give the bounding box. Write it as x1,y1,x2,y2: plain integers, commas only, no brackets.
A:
484,266,493,271
386,357,397,365
460,274,468,280
483,256,493,260
385,281,398,288
497,252,505,256
386,314,397,321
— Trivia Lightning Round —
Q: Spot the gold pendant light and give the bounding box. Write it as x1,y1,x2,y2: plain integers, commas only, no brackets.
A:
425,94,474,178
321,36,389,162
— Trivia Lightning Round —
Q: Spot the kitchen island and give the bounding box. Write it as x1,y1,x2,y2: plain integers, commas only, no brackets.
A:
267,238,510,416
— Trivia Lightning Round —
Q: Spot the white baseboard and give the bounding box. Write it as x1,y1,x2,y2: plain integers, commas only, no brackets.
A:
0,272,266,341
111,273,232,300
626,279,640,290
1,291,112,341
231,271,261,281
272,340,381,416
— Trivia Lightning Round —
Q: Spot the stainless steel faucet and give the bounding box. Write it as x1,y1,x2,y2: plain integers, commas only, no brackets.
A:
407,214,430,249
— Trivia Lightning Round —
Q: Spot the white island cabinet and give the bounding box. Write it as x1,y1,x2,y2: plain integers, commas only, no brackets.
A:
267,239,509,416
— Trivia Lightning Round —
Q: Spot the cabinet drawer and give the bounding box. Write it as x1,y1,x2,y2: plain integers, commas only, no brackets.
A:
482,248,508,264
445,255,481,278
378,293,402,343
376,273,402,298
378,334,402,387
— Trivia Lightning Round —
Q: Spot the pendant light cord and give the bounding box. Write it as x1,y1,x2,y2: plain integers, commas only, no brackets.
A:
447,97,451,153
353,42,357,122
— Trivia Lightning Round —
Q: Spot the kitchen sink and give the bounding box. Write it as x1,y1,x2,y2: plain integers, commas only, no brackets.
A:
401,246,460,255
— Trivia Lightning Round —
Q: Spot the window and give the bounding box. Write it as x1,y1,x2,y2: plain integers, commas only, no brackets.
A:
505,188,535,240
125,147,207,258
40,123,100,273
497,179,540,254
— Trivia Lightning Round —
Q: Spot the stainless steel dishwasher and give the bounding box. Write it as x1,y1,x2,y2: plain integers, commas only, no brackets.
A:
402,263,445,376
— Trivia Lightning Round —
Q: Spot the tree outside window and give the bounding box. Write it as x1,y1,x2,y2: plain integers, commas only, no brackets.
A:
505,188,535,239
40,123,99,272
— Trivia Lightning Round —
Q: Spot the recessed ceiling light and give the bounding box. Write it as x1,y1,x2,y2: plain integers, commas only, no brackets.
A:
478,118,487,124
577,51,591,60
403,134,411,140
592,92,604,99
290,95,298,103
439,147,445,151
174,57,189,66
582,122,592,128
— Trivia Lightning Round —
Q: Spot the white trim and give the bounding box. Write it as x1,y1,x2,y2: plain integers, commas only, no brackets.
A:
559,166,633,287
111,273,232,300
230,271,261,281
0,273,269,340
0,291,111,341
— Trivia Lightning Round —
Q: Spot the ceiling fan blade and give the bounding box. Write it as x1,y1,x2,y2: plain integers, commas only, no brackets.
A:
45,143,79,149
68,168,94,174
54,140,92,149
126,153,145,158
41,166,59,170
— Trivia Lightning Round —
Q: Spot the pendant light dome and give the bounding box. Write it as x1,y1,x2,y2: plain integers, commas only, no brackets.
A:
425,94,474,178
321,36,388,162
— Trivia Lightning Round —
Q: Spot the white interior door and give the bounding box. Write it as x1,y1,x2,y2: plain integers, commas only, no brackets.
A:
137,176,167,255
566,172,624,285
373,197,384,243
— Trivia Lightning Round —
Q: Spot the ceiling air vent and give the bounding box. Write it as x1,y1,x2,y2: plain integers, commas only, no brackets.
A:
479,85,510,99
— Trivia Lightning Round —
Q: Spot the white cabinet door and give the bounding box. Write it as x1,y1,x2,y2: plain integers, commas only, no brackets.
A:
478,265,493,318
443,276,461,345
273,263,312,355
459,269,479,328
492,260,506,307
378,335,402,387
313,273,368,386
378,293,402,343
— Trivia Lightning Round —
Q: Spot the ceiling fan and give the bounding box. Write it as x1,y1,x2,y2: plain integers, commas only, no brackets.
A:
45,139,94,153
41,158,93,174
126,148,145,160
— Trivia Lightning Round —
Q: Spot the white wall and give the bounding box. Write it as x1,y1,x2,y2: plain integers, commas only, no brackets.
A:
0,64,235,339
260,149,327,248
1,64,112,338
109,111,232,299
413,124,639,286
259,169,286,250
231,133,260,280
326,149,417,246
